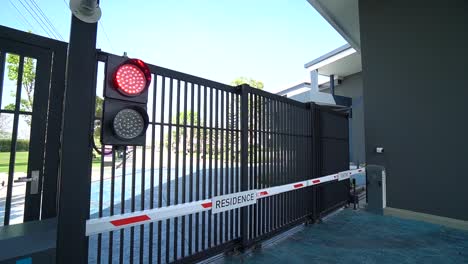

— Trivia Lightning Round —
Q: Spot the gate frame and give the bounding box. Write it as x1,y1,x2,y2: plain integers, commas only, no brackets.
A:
0,25,67,223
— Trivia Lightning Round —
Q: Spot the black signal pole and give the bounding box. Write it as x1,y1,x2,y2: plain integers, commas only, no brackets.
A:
56,14,98,263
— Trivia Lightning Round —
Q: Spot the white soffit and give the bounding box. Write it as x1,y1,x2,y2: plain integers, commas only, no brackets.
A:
317,51,362,77
305,46,362,77
306,47,356,71
307,0,361,51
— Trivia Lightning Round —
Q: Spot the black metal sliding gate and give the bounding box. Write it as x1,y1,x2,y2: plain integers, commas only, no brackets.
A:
241,87,315,244
88,52,349,263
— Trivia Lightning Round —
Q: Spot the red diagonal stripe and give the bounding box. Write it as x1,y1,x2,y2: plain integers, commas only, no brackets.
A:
201,202,212,208
259,191,268,196
293,183,304,188
110,215,150,227
312,179,321,184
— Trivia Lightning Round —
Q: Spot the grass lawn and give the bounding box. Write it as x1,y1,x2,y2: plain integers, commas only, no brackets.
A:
0,151,29,173
0,152,102,173
92,157,101,167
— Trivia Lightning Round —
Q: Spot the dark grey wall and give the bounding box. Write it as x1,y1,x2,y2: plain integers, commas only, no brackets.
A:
319,73,365,165
333,72,363,98
335,73,365,165
359,0,468,220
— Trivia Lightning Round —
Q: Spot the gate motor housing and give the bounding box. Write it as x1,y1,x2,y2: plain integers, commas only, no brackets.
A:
366,165,387,214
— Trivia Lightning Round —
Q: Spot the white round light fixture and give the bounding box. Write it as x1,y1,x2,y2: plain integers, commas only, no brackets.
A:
69,0,102,23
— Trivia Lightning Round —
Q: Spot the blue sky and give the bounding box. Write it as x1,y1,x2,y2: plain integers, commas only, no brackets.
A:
1,0,345,93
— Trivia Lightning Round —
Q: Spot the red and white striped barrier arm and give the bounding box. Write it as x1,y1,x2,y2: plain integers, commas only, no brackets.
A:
86,199,213,236
86,167,365,236
255,167,365,199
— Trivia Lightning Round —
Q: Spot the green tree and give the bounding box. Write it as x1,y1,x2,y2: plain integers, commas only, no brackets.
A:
230,77,264,162
231,77,264,90
228,77,264,120
5,54,36,126
94,96,104,140
0,114,11,139
167,111,204,154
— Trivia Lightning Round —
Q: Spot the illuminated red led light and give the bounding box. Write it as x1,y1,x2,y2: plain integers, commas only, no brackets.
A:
113,59,151,96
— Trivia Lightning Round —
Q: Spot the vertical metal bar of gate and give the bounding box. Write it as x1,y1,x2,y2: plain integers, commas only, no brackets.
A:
108,149,116,261
230,92,235,240
311,103,319,220
240,84,249,248
235,92,240,238
213,88,218,247
202,84,207,251
0,52,4,222
174,79,181,259
158,77,165,264
3,55,24,226
266,97,271,234
119,149,127,263
181,80,187,259
208,86,213,248
0,52,4,109
166,77,174,263
195,83,201,253
224,91,229,242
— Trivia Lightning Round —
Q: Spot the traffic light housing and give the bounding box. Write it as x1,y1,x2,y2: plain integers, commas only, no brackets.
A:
101,56,151,146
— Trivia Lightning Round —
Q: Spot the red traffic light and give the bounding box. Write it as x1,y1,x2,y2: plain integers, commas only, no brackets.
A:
102,55,151,146
112,59,151,96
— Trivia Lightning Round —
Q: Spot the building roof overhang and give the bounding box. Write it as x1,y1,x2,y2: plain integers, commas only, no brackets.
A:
305,45,361,78
306,0,361,52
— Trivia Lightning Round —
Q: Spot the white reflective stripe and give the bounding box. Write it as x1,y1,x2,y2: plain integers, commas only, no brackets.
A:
310,174,338,185
256,179,308,199
86,167,366,236
350,168,366,175
338,168,366,181
338,171,350,181
256,185,285,198
86,199,211,236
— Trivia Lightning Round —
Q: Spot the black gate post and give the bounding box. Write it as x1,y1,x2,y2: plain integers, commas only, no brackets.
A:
56,15,98,263
239,84,250,248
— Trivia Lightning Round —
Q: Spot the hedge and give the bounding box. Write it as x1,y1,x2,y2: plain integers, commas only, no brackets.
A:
0,139,30,152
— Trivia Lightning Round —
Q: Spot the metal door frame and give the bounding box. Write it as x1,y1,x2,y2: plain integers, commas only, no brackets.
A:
0,25,67,224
